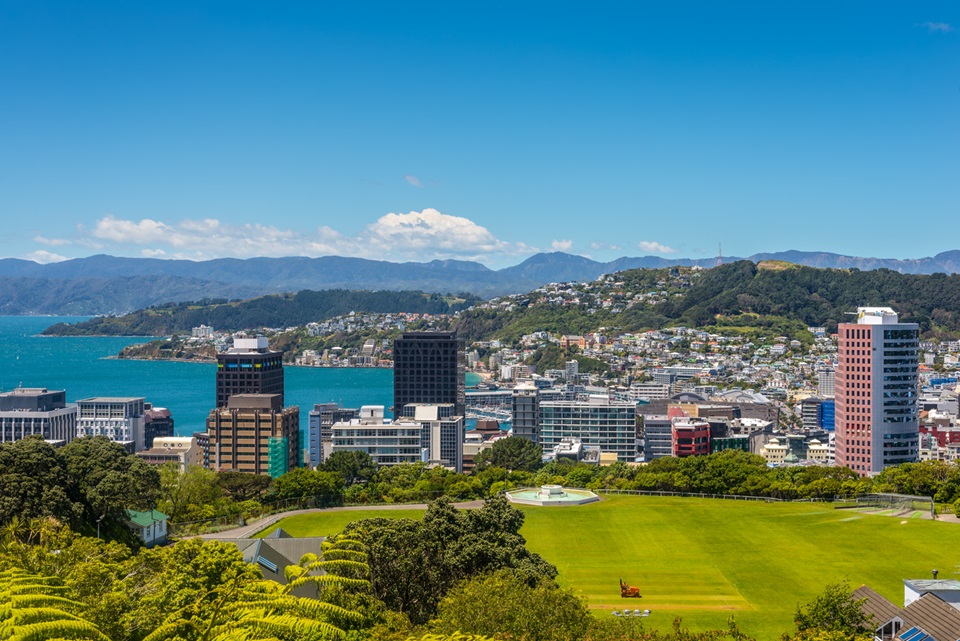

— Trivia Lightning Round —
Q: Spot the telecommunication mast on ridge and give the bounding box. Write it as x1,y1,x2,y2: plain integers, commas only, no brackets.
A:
716,243,723,267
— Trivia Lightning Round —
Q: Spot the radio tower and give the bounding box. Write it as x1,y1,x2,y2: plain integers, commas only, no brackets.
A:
716,243,723,267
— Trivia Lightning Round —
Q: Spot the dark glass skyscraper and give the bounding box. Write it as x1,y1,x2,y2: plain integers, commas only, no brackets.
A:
393,331,465,417
215,337,284,408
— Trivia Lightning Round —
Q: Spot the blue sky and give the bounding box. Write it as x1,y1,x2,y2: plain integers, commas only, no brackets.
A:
0,2,957,267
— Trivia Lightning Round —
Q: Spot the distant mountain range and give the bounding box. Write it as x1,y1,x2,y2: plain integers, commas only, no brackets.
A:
3,249,960,315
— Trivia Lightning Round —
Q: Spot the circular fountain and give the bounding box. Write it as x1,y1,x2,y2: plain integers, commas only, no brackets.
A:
506,485,600,507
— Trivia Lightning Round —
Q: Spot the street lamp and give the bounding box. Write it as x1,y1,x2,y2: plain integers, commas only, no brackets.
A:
96,514,105,539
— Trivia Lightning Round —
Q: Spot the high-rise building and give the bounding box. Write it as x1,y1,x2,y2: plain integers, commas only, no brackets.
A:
641,414,672,460
835,307,919,475
307,403,359,468
538,395,638,461
511,384,540,443
216,337,284,408
818,368,836,398
0,387,76,445
393,332,465,416
76,397,145,452
205,394,300,477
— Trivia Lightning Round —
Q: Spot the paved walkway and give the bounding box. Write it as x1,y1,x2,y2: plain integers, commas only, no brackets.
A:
200,500,486,539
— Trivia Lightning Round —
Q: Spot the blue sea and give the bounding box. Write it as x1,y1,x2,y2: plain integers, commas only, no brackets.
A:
0,316,480,437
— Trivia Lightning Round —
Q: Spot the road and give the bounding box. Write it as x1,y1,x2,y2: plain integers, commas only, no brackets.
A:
199,500,487,539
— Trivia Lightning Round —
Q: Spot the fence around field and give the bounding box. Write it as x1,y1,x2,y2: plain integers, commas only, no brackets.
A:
595,488,785,502
168,490,456,537
168,486,946,537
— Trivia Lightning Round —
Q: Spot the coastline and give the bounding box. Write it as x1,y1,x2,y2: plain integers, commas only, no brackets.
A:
110,353,491,383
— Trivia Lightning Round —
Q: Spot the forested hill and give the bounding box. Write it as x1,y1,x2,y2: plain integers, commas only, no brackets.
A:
42,289,480,336
660,260,960,333
453,261,960,342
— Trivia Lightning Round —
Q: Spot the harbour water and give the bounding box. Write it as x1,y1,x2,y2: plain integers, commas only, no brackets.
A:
0,316,480,437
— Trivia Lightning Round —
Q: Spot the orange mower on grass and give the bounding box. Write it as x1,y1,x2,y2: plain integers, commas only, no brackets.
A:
619,579,641,598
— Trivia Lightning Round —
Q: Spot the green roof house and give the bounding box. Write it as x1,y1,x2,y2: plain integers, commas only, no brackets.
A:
126,509,168,547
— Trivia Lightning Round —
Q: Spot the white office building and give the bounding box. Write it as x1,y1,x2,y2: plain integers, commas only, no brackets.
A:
539,395,639,461
0,388,76,445
331,404,465,472
76,397,146,452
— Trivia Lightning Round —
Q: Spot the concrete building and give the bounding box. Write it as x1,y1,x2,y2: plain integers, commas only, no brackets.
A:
538,395,639,462
628,383,671,402
331,404,465,472
136,436,202,471
76,397,145,452
307,403,360,468
0,387,76,445
206,394,300,478
565,359,579,382
463,419,505,473
399,403,465,472
818,368,836,398
641,414,672,460
511,384,540,443
192,325,214,339
671,417,710,458
216,337,284,408
759,437,789,464
393,332,466,416
144,403,174,449
835,307,920,475
330,405,423,468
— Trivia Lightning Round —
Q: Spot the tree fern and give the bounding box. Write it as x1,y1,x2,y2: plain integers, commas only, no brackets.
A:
0,569,109,641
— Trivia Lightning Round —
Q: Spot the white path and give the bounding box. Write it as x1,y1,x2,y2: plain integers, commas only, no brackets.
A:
199,500,487,539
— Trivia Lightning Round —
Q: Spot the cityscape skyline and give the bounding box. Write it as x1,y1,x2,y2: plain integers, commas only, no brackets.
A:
1,2,957,267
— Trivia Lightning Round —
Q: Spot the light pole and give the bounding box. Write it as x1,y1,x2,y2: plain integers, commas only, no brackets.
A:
96,514,105,539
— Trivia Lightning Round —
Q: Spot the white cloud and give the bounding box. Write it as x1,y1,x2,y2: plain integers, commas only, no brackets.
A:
24,250,68,264
75,209,536,264
590,242,622,251
551,239,573,252
34,236,71,247
918,21,952,32
404,175,423,188
93,216,172,243
638,240,678,254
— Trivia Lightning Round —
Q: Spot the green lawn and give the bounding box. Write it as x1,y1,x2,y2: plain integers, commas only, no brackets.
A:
257,495,960,639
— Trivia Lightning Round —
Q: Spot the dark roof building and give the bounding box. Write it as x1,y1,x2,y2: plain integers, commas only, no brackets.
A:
393,332,465,416
854,580,960,640
216,337,284,408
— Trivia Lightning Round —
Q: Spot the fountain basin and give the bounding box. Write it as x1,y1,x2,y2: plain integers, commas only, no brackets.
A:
506,485,600,507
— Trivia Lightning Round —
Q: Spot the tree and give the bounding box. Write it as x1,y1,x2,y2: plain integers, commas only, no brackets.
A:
430,571,592,641
322,450,377,485
216,471,272,501
341,496,556,625
790,581,874,638
157,464,223,523
59,437,160,539
0,438,80,528
273,468,344,503
473,437,543,473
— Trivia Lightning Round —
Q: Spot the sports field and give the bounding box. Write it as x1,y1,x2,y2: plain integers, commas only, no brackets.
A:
257,495,960,638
